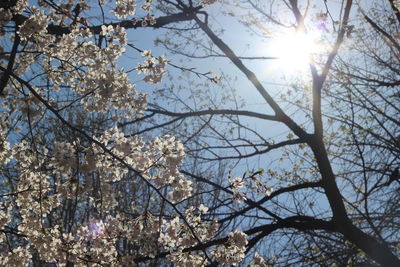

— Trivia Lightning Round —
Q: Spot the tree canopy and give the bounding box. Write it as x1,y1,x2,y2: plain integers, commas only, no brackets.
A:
0,0,399,266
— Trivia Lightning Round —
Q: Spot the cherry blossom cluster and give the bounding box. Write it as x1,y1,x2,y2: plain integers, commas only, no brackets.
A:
112,0,156,26
0,120,196,265
0,1,248,266
43,24,147,116
229,170,273,202
160,206,219,265
3,8,157,117
113,0,136,18
211,230,248,265
136,50,168,84
249,252,268,267
0,115,12,166
17,8,48,40
200,0,218,7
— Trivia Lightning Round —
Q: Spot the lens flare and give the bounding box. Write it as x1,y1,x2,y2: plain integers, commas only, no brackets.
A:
270,30,321,73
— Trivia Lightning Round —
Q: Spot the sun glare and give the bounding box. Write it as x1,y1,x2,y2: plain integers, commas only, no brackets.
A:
270,30,321,73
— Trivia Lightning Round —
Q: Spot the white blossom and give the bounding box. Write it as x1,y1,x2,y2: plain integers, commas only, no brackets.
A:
248,252,267,267
113,0,136,18
18,9,48,40
200,0,218,7
212,230,248,265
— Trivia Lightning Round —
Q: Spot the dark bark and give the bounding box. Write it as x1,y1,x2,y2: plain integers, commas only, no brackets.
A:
10,7,202,37
309,137,400,266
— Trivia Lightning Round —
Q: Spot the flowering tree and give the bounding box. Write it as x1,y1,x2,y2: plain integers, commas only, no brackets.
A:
0,0,229,266
119,0,399,266
0,0,399,266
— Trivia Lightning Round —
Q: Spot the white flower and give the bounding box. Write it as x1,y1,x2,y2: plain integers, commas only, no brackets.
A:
199,204,209,214
200,0,218,7
230,177,244,189
212,231,248,265
18,10,48,40
101,25,114,36
113,0,136,18
249,252,267,267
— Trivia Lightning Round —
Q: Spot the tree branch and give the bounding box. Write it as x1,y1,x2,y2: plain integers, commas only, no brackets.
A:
192,14,310,141
11,6,203,36
120,108,278,127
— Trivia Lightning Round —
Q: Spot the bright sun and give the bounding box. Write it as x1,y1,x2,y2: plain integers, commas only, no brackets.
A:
269,30,321,73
